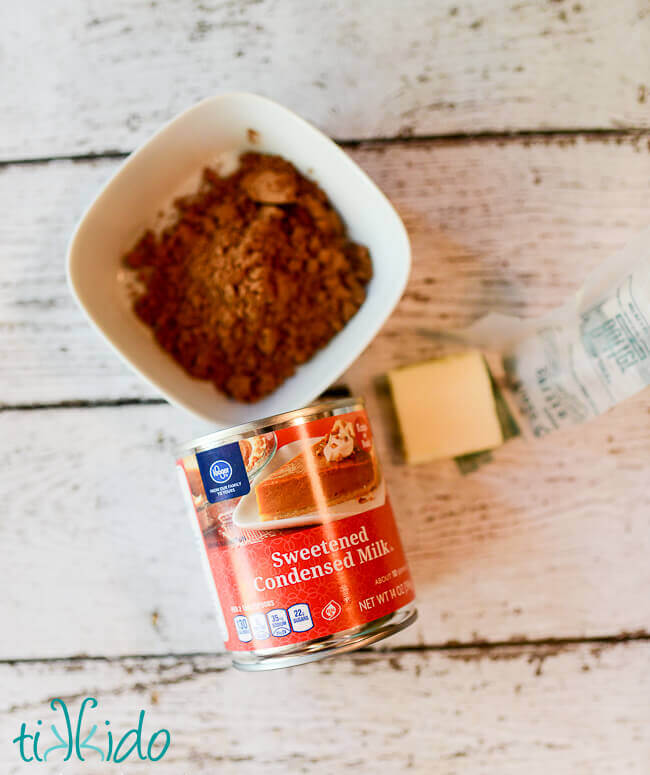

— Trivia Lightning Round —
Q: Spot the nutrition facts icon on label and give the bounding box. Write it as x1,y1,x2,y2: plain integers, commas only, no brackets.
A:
249,612,271,640
233,615,252,643
267,608,291,637
288,604,314,632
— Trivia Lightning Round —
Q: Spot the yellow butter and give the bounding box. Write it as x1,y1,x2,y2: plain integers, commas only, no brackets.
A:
388,351,503,464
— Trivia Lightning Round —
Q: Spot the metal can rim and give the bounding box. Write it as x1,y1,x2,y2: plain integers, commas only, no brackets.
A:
178,396,365,456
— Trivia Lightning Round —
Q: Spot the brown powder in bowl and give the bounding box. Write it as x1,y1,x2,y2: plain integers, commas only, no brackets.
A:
123,152,372,403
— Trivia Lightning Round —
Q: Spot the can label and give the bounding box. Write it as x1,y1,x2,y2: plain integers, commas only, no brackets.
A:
178,409,415,652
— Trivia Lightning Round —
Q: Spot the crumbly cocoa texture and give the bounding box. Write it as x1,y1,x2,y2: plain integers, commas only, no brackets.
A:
123,153,372,403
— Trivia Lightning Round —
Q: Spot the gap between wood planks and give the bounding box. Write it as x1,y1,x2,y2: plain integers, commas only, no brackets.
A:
0,397,168,412
1,127,650,168
2,631,649,667
0,386,354,412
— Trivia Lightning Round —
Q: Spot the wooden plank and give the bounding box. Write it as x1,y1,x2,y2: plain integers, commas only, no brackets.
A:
3,0,649,160
2,136,650,405
0,158,160,404
2,398,648,659
1,643,649,773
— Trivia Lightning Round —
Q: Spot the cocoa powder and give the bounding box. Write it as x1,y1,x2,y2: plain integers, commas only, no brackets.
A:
124,153,372,403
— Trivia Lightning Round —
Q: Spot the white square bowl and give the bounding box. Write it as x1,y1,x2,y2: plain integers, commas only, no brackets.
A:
66,93,411,426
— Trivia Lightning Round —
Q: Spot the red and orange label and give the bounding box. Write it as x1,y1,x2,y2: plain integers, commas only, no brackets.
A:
178,409,415,652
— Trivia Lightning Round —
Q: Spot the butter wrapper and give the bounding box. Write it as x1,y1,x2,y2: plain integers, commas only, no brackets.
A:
459,227,650,437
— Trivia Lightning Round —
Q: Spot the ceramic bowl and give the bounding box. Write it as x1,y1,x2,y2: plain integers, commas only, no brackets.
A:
67,93,411,426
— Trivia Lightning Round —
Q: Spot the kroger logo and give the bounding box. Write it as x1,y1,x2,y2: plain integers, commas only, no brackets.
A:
209,459,233,484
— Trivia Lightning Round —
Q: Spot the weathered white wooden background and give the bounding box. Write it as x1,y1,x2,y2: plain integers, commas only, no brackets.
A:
1,1,649,772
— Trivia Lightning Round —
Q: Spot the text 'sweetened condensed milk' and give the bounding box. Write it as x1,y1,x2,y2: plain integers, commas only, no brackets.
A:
177,397,417,670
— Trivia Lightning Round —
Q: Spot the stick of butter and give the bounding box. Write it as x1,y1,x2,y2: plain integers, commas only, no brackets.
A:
388,351,504,464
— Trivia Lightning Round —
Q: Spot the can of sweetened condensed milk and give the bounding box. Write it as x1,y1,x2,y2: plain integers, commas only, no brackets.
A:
176,397,417,670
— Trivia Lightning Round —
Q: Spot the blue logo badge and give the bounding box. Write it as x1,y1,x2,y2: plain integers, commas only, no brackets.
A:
196,442,250,504
209,459,232,484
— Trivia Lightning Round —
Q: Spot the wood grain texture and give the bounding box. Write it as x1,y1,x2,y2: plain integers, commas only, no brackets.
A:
3,3,649,765
2,135,650,404
2,643,649,773
3,136,650,659
3,0,650,160
1,393,648,659
0,137,650,405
